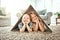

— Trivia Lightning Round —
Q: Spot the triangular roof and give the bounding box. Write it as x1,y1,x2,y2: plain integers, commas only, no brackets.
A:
11,5,52,32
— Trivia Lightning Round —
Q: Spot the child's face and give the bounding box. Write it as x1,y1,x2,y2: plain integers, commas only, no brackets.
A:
30,11,38,22
22,14,30,24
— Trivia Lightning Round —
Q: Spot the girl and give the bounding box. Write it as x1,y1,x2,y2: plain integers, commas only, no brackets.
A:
30,11,45,32
18,14,32,32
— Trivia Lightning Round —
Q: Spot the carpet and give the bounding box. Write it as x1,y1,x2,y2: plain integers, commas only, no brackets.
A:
0,25,60,40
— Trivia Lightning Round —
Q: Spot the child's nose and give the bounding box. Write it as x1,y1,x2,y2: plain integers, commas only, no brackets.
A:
24,20,27,22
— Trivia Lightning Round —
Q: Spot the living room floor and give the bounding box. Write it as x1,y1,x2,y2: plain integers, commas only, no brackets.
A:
0,25,60,40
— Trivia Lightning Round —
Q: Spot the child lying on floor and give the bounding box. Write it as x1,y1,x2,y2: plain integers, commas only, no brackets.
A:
29,11,45,32
18,14,32,32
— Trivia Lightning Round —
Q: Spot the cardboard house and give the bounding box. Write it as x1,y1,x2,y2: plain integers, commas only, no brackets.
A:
11,5,52,32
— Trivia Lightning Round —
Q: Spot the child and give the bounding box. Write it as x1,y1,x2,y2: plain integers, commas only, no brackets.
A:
30,11,45,32
18,14,32,32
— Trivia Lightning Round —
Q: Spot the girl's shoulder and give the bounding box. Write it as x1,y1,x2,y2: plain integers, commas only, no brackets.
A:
18,22,24,26
19,22,23,24
28,22,32,29
18,22,24,29
28,22,32,26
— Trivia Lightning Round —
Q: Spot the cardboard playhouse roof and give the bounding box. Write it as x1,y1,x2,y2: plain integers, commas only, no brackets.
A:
11,5,52,32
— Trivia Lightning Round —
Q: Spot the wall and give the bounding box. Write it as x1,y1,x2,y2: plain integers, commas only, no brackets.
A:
0,0,37,26
0,0,60,26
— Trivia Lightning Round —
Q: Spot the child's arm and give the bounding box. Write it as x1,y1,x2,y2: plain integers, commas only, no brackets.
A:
18,23,25,32
32,23,38,32
26,23,32,32
20,25,25,32
39,21,45,32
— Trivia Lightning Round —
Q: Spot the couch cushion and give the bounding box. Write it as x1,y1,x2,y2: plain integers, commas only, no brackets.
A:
0,10,6,16
38,9,47,15
0,16,9,19
40,15,47,20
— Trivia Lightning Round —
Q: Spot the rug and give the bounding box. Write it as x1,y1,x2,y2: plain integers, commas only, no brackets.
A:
0,25,60,40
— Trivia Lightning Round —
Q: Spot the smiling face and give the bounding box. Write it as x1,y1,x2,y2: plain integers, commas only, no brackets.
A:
30,11,39,22
22,14,30,24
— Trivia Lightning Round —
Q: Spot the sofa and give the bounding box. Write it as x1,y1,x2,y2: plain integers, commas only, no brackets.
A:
38,9,52,25
0,7,11,26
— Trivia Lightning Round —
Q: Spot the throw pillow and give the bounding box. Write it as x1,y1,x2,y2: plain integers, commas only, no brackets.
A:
38,9,47,15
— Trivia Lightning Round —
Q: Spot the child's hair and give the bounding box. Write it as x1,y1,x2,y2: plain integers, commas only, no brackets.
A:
20,13,32,22
28,11,39,22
